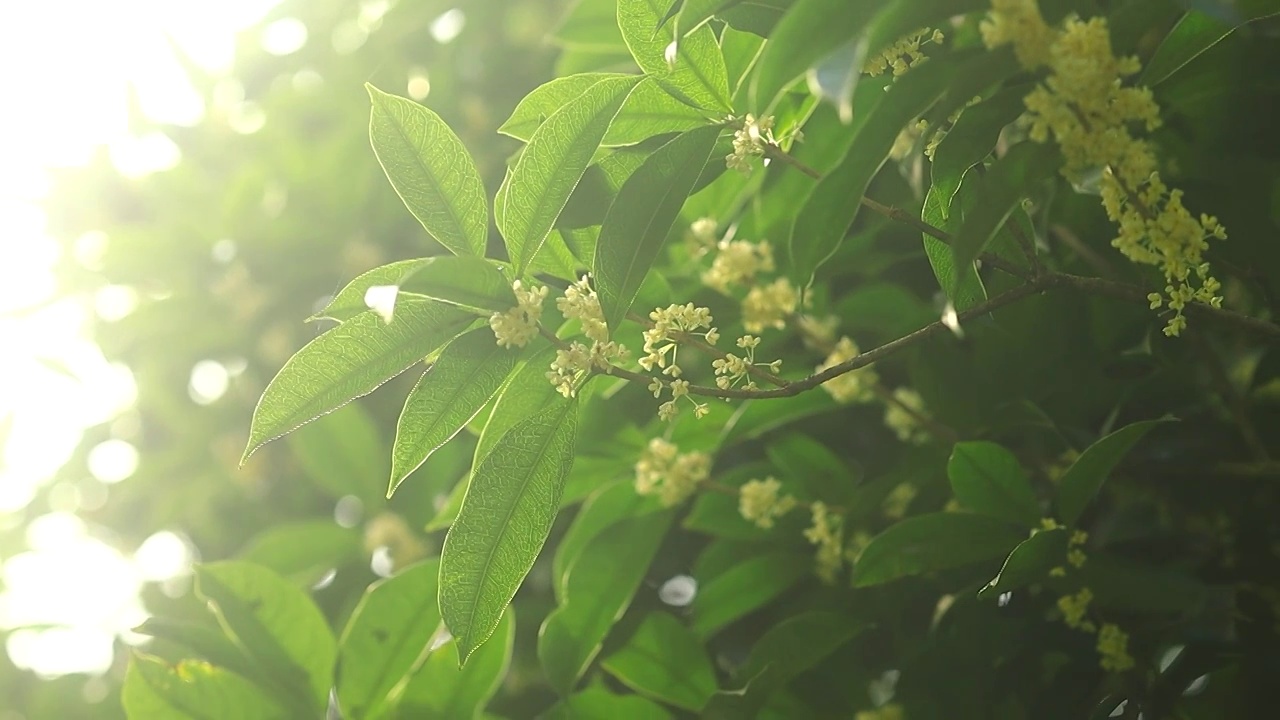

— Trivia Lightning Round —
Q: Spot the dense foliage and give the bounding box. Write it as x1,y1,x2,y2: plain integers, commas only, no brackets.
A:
13,0,1280,718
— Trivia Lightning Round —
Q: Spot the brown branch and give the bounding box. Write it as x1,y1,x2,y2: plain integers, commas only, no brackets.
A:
625,311,790,389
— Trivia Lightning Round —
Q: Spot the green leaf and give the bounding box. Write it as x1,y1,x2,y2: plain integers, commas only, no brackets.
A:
690,551,809,638
766,433,860,506
389,328,521,497
473,344,561,467
131,617,261,685
544,685,673,720
750,0,888,112
553,481,654,598
397,256,517,314
1141,10,1268,86
601,612,718,711
335,559,443,720
310,258,431,323
979,528,1067,598
123,653,288,720
949,141,1061,283
399,607,515,718
500,75,642,275
241,298,473,463
539,510,674,695
618,0,732,112
683,462,779,540
929,85,1028,213
948,441,1041,528
501,74,710,146
285,402,387,509
852,512,1025,587
195,562,336,714
1073,553,1207,615
788,49,966,285
439,397,580,664
1056,418,1173,526
366,84,488,256
237,521,363,587
595,125,721,335
703,611,870,718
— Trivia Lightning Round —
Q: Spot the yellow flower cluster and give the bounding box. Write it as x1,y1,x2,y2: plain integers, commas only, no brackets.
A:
1096,623,1135,672
701,238,775,293
711,333,781,391
882,482,918,520
855,704,905,720
489,280,547,348
805,501,845,583
864,28,944,77
884,387,931,445
634,437,711,507
640,303,717,378
738,476,797,529
546,275,629,398
726,113,775,173
981,0,1226,336
742,277,799,332
1057,587,1095,631
816,336,879,404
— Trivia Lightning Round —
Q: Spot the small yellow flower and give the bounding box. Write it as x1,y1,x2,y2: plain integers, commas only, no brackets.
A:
1097,623,1135,672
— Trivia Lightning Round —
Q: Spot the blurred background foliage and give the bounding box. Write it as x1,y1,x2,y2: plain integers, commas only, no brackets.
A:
2,0,571,715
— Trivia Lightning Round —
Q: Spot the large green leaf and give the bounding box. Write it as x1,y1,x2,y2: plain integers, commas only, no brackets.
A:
123,653,288,720
595,124,721,335
929,85,1028,214
618,0,732,112
949,140,1061,283
690,551,809,638
237,521,363,587
335,559,443,720
601,612,718,711
439,397,580,664
396,256,517,314
852,512,1025,587
552,481,654,598
766,433,860,506
1141,8,1280,86
310,258,431,323
389,328,521,497
1056,418,1172,526
500,73,710,146
399,608,515,718
473,343,561,466
750,0,888,112
788,49,967,285
195,562,336,715
285,402,386,509
979,528,1068,598
703,611,870,718
948,441,1041,528
367,84,488,256
500,75,642,275
241,298,473,462
539,510,674,695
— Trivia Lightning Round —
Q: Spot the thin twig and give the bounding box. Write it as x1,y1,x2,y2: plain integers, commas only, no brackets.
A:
872,382,960,445
626,311,790,389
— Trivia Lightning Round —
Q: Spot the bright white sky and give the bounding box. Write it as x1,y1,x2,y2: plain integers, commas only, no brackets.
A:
0,0,284,679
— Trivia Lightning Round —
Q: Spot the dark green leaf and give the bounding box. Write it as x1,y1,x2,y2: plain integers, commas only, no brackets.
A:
619,0,732,111
1056,418,1173,526
979,528,1068,597
1141,10,1257,86
766,434,860,506
241,298,473,462
501,75,642,275
929,85,1028,213
539,510,674,695
131,618,259,684
544,685,673,720
690,551,809,638
366,84,488,256
750,0,888,112
852,512,1025,587
601,612,718,711
389,328,521,497
949,141,1061,283
1073,553,1208,615
948,441,1041,528
123,653,288,720
595,125,721,335
335,559,443,720
195,562,335,714
439,397,580,664
703,611,870,718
